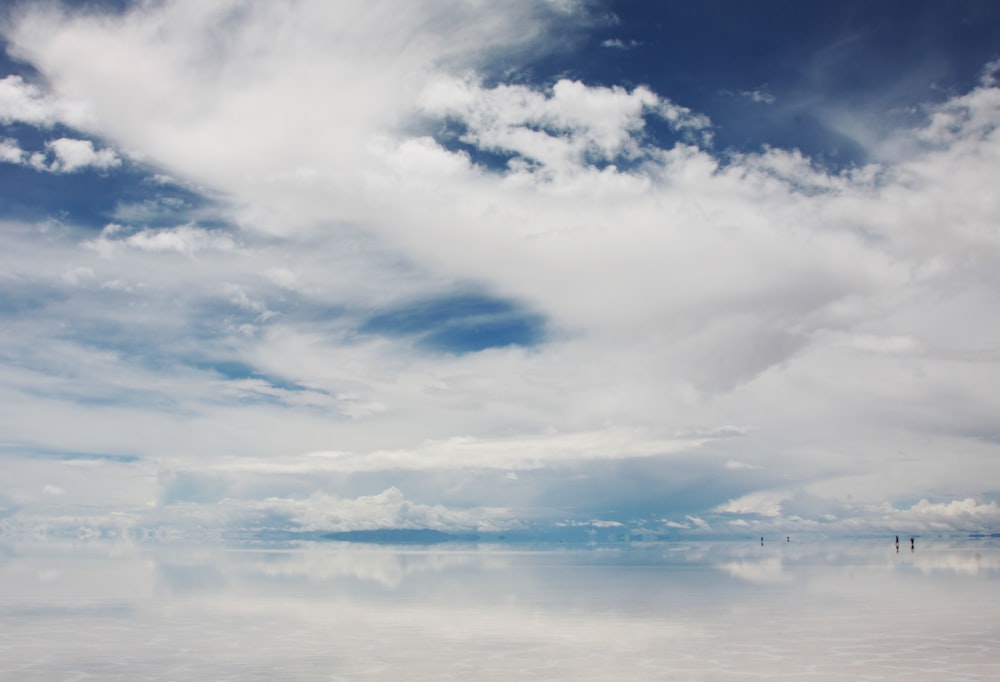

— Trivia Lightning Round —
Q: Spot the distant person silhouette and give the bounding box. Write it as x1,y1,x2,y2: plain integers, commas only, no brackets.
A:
760,537,764,546
910,537,915,551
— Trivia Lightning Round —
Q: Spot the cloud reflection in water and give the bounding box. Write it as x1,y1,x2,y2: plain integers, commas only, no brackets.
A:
0,538,998,679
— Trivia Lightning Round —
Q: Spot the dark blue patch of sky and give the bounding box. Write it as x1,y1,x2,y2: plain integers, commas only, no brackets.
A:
1,49,216,230
0,145,215,231
495,0,1000,167
360,292,546,354
189,358,322,395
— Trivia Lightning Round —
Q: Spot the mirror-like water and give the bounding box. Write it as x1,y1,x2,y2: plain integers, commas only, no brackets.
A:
1,538,997,680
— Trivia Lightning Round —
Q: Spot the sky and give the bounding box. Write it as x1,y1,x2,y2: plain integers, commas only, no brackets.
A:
2,0,1000,540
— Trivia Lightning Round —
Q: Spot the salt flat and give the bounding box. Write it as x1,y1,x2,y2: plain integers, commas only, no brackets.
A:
1,537,997,680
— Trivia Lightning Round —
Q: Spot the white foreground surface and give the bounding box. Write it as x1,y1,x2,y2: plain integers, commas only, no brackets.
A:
0,537,997,680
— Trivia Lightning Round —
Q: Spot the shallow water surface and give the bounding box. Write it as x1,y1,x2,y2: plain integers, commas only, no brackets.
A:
1,537,997,680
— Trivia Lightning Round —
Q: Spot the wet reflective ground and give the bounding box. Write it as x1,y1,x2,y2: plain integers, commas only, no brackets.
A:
1,537,998,680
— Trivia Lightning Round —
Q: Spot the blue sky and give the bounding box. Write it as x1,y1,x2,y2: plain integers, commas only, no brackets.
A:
2,0,1000,540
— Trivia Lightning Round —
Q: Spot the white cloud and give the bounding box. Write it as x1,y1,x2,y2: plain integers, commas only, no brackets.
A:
702,496,1000,536
601,38,640,50
41,137,120,172
739,88,776,104
715,491,787,518
4,0,580,200
685,515,711,531
419,75,709,174
717,557,787,584
263,267,299,290
288,427,707,473
588,519,623,528
916,79,1000,148
62,266,95,285
0,74,91,127
1,2,1000,535
881,498,1000,533
88,223,237,256
0,137,25,163
277,487,516,533
833,332,920,355
0,135,120,173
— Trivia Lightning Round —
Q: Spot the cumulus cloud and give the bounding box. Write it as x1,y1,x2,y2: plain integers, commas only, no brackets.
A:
0,135,120,172
0,137,24,163
0,74,91,127
699,496,1000,537
879,498,1000,533
916,74,1000,148
37,137,120,172
419,75,710,173
272,487,516,533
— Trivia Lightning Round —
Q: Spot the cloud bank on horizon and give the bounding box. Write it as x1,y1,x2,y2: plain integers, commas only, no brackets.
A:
1,0,1000,539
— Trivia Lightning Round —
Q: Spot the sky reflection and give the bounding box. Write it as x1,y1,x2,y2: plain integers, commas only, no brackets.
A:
1,538,998,680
